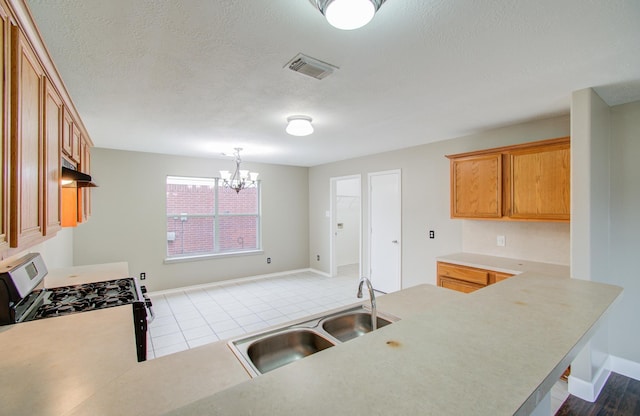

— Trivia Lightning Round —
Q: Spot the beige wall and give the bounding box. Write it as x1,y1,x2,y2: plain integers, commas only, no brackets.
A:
462,221,569,264
309,115,570,288
608,100,640,364
72,148,309,291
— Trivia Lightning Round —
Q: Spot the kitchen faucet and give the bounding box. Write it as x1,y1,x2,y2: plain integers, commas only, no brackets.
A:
357,277,377,331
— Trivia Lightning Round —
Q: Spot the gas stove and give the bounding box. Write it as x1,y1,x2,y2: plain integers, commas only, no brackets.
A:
0,253,153,362
20,278,140,321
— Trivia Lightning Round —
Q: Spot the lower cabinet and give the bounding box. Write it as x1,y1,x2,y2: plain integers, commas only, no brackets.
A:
437,262,514,293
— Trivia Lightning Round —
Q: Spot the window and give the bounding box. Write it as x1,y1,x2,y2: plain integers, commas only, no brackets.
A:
166,176,261,259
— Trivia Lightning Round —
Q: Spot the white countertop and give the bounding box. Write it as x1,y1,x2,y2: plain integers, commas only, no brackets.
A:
45,262,130,288
437,252,570,277
0,306,138,416
163,274,621,416
0,267,622,416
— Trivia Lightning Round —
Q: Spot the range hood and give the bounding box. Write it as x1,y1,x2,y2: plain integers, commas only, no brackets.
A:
61,166,98,188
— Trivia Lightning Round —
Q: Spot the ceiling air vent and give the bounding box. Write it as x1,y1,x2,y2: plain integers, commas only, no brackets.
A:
285,53,338,80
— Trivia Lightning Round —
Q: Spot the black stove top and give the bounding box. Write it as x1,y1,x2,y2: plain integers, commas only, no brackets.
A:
22,278,139,321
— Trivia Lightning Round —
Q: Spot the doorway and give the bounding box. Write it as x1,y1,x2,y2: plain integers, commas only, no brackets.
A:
330,175,362,279
368,169,402,293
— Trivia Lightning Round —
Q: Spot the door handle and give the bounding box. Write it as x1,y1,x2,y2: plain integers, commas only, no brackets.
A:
392,240,398,244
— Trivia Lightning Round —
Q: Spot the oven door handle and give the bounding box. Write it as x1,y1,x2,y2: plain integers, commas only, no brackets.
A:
144,297,155,324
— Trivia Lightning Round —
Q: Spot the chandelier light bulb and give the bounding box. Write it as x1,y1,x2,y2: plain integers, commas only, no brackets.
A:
286,116,314,136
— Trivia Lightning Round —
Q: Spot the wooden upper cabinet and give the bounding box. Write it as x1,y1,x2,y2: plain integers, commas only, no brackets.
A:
450,153,502,219
43,78,62,236
10,27,45,247
0,0,9,250
446,137,570,222
509,141,570,221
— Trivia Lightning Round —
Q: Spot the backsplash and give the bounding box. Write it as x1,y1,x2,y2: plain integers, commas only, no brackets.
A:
462,221,570,265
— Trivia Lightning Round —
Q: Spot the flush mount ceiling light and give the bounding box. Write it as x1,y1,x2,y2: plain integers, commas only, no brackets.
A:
286,115,314,136
311,0,386,30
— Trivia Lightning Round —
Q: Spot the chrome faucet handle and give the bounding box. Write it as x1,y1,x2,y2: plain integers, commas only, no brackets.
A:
356,277,377,331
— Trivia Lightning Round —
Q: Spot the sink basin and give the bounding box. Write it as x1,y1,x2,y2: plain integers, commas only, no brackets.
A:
245,329,335,374
229,305,399,377
322,311,393,342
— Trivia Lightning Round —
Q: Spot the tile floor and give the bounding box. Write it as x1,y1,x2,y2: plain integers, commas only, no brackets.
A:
147,264,362,359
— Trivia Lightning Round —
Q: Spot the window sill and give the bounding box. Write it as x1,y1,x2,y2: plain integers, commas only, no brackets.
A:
164,250,264,264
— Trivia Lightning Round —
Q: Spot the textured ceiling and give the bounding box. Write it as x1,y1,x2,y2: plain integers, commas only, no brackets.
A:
26,0,640,166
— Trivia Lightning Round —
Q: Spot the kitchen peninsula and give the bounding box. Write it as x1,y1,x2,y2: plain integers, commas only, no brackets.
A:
0,268,621,416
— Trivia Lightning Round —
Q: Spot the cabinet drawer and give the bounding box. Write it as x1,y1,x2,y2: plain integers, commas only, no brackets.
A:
437,262,490,285
494,272,514,283
438,276,483,293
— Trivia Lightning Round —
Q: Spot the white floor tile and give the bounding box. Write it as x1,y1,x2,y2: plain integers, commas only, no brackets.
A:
257,309,284,320
182,325,215,340
177,317,208,331
209,319,241,333
242,321,270,334
155,342,189,358
234,314,264,326
187,334,220,348
149,322,181,337
215,327,246,340
152,332,186,349
203,311,233,324
150,315,177,327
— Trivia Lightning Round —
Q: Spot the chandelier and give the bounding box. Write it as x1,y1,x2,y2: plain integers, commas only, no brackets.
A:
219,148,259,193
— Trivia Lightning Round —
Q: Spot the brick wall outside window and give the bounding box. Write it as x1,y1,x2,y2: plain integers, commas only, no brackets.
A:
166,177,259,257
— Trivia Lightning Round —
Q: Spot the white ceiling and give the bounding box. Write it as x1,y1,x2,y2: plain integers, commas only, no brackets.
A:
26,0,640,167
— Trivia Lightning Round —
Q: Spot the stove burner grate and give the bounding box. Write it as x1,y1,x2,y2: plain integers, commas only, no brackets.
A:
29,278,139,321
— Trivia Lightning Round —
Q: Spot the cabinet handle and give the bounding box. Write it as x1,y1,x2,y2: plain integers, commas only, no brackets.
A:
392,240,398,244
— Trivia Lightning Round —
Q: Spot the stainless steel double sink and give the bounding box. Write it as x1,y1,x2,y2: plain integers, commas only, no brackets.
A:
228,305,399,377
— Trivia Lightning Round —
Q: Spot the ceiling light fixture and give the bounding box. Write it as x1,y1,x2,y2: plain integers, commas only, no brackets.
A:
286,115,314,136
219,148,259,193
311,0,386,30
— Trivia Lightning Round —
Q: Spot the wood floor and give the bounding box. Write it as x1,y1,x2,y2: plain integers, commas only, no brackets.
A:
555,372,640,415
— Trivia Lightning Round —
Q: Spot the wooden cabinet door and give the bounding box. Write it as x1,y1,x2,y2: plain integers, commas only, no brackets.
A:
509,142,570,221
0,1,9,250
61,106,73,160
450,153,502,218
10,27,45,247
43,79,62,236
71,123,81,163
77,136,91,223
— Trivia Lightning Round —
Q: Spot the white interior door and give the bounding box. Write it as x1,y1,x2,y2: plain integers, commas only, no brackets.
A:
368,170,401,293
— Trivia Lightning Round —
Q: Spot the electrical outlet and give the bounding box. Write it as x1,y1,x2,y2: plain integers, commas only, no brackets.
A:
497,235,506,247
140,272,146,280
266,257,271,264
317,255,320,261
429,230,435,239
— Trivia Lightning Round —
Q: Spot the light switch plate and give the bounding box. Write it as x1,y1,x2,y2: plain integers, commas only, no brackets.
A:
497,235,506,247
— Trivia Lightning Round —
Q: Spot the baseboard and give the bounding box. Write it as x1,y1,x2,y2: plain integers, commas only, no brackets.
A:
308,268,331,277
609,355,640,382
568,362,611,402
567,354,640,401
148,268,320,296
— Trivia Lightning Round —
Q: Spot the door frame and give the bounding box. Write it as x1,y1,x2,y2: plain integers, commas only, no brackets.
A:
368,169,402,292
329,175,362,278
